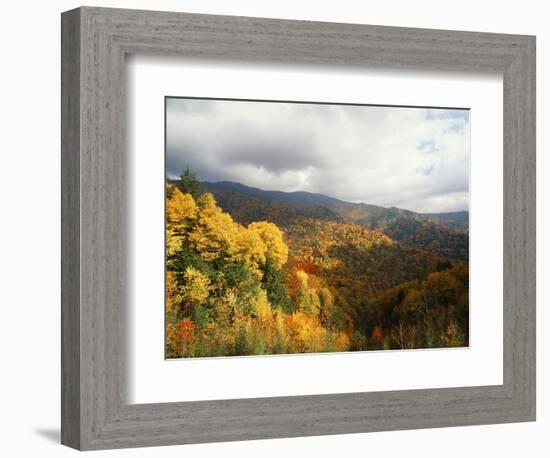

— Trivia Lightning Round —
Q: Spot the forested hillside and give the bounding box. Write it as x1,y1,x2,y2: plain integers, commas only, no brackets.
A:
203,181,469,262
422,211,469,230
166,171,469,358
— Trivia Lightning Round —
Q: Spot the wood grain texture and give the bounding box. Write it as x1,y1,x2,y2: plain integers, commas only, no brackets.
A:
60,7,81,449
61,6,536,450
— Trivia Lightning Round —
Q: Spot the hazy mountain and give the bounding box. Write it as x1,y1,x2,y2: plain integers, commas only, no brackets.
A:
202,181,343,208
422,211,469,229
199,180,469,262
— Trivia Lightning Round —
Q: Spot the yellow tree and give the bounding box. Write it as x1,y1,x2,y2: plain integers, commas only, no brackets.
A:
248,221,289,269
166,186,197,224
254,289,273,322
166,271,184,314
166,185,198,255
188,193,238,261
295,270,321,316
182,266,211,306
286,312,326,353
228,227,267,279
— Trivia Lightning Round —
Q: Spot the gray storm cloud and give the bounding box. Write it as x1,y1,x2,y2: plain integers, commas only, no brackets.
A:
166,98,470,213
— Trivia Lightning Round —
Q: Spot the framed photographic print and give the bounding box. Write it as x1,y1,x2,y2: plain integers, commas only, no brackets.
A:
61,6,536,450
164,98,470,359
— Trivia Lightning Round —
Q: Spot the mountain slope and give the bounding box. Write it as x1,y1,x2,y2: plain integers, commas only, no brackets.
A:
200,180,469,262
422,211,469,229
203,180,343,208
166,176,470,354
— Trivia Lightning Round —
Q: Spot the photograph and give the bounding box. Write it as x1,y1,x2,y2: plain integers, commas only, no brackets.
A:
2,2,539,454
164,97,470,358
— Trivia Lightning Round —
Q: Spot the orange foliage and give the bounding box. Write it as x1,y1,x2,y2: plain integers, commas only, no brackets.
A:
165,177,469,357
172,319,195,357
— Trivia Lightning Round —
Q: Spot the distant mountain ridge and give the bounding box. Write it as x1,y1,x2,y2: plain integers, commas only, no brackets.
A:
194,180,469,262
202,180,345,208
202,181,468,224
422,211,469,229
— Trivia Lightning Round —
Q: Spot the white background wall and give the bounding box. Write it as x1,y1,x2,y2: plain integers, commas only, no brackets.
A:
0,1,546,456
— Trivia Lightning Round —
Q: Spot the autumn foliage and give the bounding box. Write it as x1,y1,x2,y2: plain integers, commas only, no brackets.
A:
165,171,469,358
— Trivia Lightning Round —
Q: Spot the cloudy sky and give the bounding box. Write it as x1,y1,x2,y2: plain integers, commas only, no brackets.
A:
166,98,470,213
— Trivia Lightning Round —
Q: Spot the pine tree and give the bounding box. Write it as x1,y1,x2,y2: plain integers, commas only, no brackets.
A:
262,257,292,313
179,167,204,200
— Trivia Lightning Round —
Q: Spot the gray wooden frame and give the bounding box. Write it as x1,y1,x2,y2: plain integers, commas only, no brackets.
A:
61,6,536,451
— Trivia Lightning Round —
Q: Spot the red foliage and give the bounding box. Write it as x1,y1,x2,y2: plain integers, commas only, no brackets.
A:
175,319,195,345
293,261,318,275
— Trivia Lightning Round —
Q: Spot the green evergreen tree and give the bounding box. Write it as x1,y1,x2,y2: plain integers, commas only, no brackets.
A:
179,167,204,200
262,257,292,313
